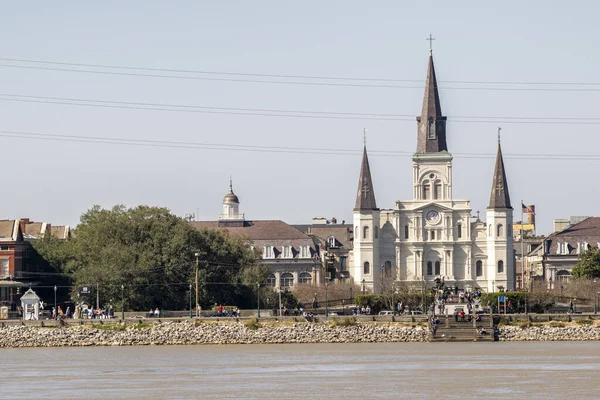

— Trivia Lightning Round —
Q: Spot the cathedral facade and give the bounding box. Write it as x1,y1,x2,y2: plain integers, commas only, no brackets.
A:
351,51,515,294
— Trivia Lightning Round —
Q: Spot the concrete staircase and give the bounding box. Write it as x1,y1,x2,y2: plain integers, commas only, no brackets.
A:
429,316,496,342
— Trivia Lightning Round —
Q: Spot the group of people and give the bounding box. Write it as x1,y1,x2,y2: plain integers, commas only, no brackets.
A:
147,308,161,318
83,305,114,319
351,306,371,315
452,310,482,323
50,306,71,320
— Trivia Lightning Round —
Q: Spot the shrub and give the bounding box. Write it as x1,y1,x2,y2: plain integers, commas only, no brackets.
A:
575,318,593,325
331,317,357,327
133,322,152,329
244,318,261,330
516,321,531,329
549,321,566,328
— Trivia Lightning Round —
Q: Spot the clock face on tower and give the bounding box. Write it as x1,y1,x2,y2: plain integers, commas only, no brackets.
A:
426,210,440,224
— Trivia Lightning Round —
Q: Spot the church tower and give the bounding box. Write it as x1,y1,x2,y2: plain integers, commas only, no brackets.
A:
485,138,514,291
412,49,453,202
353,145,381,292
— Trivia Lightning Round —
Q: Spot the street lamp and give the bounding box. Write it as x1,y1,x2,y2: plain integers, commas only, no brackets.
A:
381,264,385,294
325,282,329,317
53,285,57,320
422,277,425,313
362,279,366,295
278,287,282,317
189,283,193,318
257,282,261,318
392,283,396,313
121,284,125,320
342,299,346,314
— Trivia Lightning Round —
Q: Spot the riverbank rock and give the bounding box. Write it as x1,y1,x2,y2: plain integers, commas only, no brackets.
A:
0,321,429,348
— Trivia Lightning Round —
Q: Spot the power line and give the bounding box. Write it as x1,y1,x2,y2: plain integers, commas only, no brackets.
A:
1,93,600,124
2,56,600,86
3,128,600,161
3,62,600,92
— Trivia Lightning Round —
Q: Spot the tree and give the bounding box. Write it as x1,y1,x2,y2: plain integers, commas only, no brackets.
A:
34,205,257,311
572,247,600,279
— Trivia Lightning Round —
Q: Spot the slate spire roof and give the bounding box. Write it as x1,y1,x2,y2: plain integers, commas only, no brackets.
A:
488,141,512,209
416,51,448,153
354,146,378,210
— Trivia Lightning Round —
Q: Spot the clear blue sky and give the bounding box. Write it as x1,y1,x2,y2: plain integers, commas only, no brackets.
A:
1,1,598,235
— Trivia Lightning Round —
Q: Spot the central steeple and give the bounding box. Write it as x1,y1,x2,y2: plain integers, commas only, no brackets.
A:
415,50,448,154
354,145,378,210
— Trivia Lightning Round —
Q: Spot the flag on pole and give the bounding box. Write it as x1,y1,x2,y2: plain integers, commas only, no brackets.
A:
521,202,534,214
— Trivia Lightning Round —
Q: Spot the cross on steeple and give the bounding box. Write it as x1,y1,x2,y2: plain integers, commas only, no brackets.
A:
426,34,435,54
476,210,480,220
498,127,502,144
363,128,367,147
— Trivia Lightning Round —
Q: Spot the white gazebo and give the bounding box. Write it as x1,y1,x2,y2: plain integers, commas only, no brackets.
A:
20,288,41,320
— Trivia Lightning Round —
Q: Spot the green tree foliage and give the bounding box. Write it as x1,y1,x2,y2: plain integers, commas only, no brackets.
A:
572,247,600,279
34,205,256,310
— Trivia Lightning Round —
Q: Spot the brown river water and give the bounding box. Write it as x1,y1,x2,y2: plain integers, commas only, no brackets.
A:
1,342,599,399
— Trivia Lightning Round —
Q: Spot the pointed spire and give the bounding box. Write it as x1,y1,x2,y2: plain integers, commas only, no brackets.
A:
488,140,512,209
416,49,448,153
354,145,378,211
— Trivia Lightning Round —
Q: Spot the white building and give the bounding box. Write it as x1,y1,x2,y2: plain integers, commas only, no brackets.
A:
351,50,515,293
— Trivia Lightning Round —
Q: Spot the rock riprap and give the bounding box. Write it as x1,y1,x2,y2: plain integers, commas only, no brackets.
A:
499,324,600,341
0,321,429,348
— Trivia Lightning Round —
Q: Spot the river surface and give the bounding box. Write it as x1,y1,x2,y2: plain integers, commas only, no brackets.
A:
1,342,599,399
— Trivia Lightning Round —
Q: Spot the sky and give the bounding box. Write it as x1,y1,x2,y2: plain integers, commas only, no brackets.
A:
1,1,599,235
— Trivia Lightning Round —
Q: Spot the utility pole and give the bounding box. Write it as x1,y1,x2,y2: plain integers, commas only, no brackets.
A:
121,284,125,320
194,252,200,315
189,283,193,318
96,282,99,310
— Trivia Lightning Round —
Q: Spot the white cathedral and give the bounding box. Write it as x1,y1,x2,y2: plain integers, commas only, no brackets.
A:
351,50,515,293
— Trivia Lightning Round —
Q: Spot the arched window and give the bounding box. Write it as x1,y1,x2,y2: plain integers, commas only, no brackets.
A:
427,261,433,275
434,180,442,200
299,272,312,285
363,226,369,240
281,272,294,287
363,262,370,275
384,261,392,277
435,261,441,275
422,180,430,200
497,224,504,237
476,260,483,277
265,273,276,287
374,226,379,239
488,224,492,236
497,260,504,274
457,223,462,239
404,225,409,239
428,118,436,139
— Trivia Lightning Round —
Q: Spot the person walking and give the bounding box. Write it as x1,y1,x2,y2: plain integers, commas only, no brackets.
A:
154,308,160,318
52,307,56,320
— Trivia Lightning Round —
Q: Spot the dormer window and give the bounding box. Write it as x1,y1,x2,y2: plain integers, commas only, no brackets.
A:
428,118,436,139
327,236,336,248
557,242,568,255
282,245,292,259
263,245,273,259
300,245,309,258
